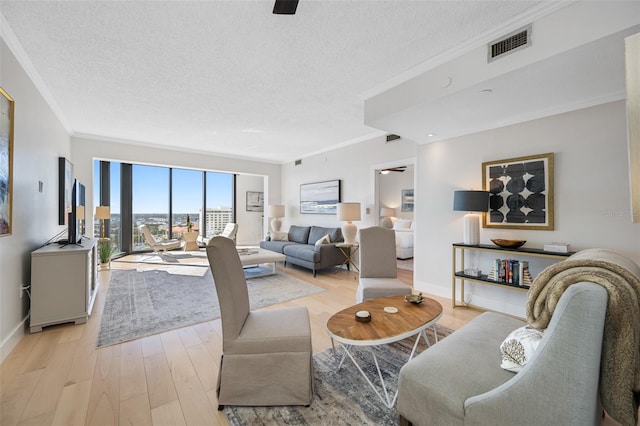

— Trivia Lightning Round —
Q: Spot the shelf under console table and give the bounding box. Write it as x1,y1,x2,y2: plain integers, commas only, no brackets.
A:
451,243,575,309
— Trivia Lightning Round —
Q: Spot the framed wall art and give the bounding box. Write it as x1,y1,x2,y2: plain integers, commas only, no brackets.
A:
300,179,341,214
401,189,414,212
482,152,554,230
58,157,74,225
246,191,264,212
0,87,14,237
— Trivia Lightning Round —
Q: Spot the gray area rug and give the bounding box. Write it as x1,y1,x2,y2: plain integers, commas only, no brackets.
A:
224,324,453,425
97,269,325,347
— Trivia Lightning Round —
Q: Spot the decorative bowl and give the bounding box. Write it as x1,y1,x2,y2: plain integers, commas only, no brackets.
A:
404,294,424,304
355,310,372,323
491,239,526,249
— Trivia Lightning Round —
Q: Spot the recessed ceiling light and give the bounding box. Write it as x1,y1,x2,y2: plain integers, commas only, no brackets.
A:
480,89,493,94
427,133,435,137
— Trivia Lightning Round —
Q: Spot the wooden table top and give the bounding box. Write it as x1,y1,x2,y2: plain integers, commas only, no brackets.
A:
326,295,443,346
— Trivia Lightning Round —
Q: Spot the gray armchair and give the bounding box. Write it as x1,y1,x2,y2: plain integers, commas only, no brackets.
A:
397,282,608,426
356,226,412,302
206,236,313,408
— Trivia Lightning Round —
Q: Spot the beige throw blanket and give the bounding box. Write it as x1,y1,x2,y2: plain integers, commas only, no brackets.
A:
526,248,640,426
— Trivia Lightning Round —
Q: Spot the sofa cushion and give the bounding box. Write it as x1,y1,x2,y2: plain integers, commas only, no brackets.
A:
283,244,320,263
259,240,295,254
288,226,311,244
309,226,343,245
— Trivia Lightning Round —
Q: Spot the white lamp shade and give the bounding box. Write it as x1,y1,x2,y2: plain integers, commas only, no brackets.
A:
337,203,361,222
95,206,110,220
380,207,395,217
268,204,285,218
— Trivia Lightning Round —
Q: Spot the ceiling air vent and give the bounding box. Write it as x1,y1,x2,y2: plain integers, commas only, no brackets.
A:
488,25,532,62
386,134,401,143
295,159,302,166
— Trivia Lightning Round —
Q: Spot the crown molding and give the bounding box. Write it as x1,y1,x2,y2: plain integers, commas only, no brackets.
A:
1,15,73,133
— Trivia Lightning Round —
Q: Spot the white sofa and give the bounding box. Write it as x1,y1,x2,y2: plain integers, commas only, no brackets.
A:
393,219,414,259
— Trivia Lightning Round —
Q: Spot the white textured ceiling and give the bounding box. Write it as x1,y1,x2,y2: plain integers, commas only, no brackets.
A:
0,0,544,163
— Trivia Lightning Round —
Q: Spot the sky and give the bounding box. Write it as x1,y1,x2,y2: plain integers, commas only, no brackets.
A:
93,161,233,214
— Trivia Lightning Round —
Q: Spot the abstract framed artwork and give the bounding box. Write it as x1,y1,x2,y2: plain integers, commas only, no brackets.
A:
246,191,264,212
401,189,414,212
300,179,341,214
0,87,14,237
482,152,554,230
58,157,74,225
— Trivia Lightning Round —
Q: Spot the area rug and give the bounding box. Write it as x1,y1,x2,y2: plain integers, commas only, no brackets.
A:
97,269,325,348
224,324,453,425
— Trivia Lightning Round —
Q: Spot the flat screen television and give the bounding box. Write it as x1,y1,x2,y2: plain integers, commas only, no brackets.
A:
63,179,85,245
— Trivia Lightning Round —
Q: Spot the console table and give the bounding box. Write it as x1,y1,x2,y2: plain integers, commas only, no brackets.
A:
452,243,574,309
30,238,98,332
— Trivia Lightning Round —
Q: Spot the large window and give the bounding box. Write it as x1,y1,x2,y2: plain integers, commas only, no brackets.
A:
171,169,202,239
133,164,170,250
205,172,234,238
94,160,235,254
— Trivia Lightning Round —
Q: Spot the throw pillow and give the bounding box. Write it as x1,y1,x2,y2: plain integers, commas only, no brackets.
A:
500,326,544,373
314,234,331,247
271,231,289,242
393,219,412,230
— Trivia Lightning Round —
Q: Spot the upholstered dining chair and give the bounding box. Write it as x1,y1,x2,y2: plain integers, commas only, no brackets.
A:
220,222,238,243
357,226,413,303
139,224,183,252
206,236,313,409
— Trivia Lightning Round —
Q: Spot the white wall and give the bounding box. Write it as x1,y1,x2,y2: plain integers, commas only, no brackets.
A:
70,136,281,240
280,135,417,232
415,100,640,318
235,174,265,245
379,166,414,222
0,40,71,360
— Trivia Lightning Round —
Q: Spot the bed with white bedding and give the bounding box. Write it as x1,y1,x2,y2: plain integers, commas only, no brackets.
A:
393,219,414,259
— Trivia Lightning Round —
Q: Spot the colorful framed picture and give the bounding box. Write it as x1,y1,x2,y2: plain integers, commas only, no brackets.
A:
300,179,341,214
482,152,554,230
0,87,14,237
401,189,414,212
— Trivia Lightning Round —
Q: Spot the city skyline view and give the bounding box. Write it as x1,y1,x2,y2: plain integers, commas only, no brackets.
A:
93,161,234,214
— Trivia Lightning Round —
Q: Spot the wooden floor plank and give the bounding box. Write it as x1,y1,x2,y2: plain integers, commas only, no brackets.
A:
1,257,483,426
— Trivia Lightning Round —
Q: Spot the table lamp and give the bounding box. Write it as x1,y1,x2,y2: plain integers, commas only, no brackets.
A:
268,204,285,232
380,207,396,229
453,191,489,245
337,202,361,244
95,205,110,240
76,206,85,236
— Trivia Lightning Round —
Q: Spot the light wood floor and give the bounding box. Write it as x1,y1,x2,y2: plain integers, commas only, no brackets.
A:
0,259,481,426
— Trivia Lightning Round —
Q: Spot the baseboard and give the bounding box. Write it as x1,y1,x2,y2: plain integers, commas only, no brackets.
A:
0,315,29,364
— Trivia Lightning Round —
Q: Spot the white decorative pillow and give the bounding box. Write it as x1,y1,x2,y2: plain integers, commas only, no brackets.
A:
271,231,289,242
314,234,331,246
500,326,544,373
393,219,412,230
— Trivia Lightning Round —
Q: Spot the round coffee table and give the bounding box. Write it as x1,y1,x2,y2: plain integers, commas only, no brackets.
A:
326,295,443,408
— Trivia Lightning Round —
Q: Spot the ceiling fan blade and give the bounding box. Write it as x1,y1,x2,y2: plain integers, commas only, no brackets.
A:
273,0,299,14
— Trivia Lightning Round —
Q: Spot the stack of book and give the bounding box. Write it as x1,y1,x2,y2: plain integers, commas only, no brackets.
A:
487,259,532,287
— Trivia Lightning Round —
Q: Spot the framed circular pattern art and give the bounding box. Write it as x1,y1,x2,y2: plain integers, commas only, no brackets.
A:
482,153,554,230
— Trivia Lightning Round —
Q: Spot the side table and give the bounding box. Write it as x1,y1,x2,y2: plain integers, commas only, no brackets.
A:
335,242,359,272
